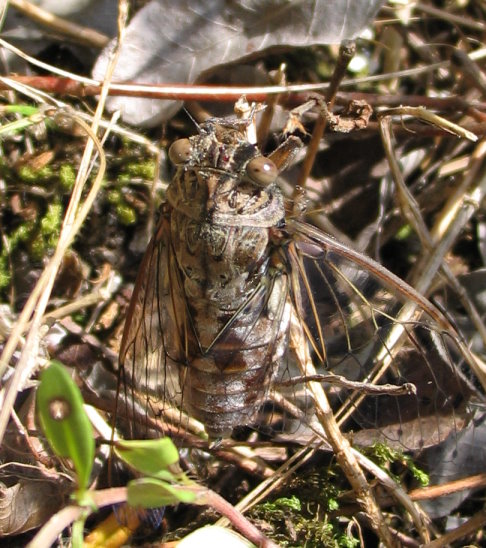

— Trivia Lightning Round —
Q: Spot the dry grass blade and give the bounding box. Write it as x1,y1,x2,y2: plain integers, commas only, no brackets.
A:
8,0,110,48
0,2,130,443
379,113,486,389
289,309,397,546
0,111,107,443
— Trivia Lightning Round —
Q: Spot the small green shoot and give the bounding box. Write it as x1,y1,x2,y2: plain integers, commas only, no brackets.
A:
117,437,198,509
0,105,46,136
71,511,90,548
36,360,95,494
127,477,196,508
35,364,199,545
2,104,40,116
115,437,182,480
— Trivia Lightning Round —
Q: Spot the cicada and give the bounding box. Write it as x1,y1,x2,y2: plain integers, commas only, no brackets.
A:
119,111,481,449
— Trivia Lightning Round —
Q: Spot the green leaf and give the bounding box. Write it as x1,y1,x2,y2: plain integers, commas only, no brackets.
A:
115,438,181,479
3,105,39,116
127,478,196,508
36,361,94,491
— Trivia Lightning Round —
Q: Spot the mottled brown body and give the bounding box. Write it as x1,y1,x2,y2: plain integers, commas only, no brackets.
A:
121,120,292,437
166,125,291,436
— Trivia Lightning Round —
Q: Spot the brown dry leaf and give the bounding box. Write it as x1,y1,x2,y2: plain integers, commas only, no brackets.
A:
0,479,64,536
93,0,384,126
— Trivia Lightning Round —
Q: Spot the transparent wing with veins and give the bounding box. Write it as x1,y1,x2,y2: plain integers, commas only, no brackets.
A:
118,214,189,438
283,219,481,450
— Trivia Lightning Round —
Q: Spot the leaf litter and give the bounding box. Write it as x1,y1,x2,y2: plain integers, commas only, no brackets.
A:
1,1,486,546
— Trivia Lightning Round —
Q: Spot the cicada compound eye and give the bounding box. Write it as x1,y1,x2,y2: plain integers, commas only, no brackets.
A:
246,156,278,186
168,138,192,165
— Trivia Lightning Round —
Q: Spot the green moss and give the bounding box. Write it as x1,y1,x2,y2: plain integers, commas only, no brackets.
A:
116,203,137,226
249,465,360,547
0,157,9,177
326,497,339,512
251,497,357,547
124,160,156,179
107,189,122,204
0,221,34,283
29,232,46,260
261,496,302,513
117,159,156,185
410,464,429,487
72,311,87,324
117,173,131,185
336,533,360,548
368,443,430,487
396,224,413,240
59,164,76,192
18,165,53,184
0,199,64,291
9,222,34,247
21,202,63,260
106,189,138,225
41,202,62,236
0,256,11,290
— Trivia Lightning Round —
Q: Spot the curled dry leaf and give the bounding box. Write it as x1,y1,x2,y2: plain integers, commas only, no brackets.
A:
92,0,385,126
0,479,64,536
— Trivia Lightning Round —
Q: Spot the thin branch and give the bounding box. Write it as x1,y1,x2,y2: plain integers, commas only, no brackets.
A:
297,41,357,192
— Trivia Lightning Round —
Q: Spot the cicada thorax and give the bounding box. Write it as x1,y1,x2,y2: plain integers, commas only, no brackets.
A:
164,123,291,438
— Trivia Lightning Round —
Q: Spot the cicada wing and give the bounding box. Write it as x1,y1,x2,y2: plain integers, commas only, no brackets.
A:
119,214,191,439
285,219,480,450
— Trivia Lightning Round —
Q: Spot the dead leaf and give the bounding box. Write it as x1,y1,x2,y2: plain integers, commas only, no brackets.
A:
0,479,65,535
93,0,385,126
